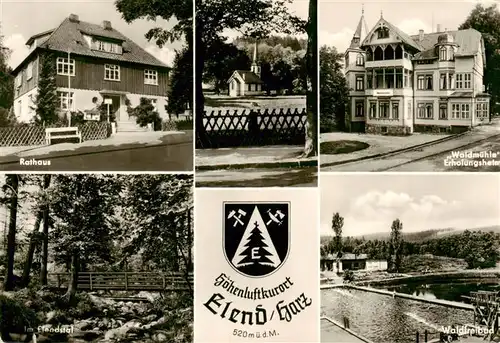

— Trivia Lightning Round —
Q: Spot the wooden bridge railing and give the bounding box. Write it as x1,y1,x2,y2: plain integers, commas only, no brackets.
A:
47,272,194,291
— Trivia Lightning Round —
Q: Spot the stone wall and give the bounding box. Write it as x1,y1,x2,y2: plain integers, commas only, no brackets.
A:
365,124,411,136
414,125,470,134
349,121,365,133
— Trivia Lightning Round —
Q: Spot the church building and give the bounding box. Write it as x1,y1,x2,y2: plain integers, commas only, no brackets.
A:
344,9,490,134
227,41,265,97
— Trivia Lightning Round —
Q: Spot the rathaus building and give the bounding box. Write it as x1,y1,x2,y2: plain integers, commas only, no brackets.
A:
345,10,490,134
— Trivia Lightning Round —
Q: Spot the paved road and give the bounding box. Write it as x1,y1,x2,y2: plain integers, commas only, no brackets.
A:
195,167,318,187
392,133,500,172
322,130,500,172
0,141,193,171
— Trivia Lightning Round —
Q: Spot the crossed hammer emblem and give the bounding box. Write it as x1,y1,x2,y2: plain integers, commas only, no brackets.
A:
227,209,247,227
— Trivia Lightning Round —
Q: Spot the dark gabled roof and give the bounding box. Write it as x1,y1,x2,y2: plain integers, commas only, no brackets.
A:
14,15,169,73
26,29,54,45
413,48,438,60
411,29,482,58
229,70,264,84
341,253,368,260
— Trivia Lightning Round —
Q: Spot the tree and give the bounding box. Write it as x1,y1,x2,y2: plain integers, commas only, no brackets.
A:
167,47,193,117
320,45,349,132
2,175,20,291
33,53,58,125
331,213,344,265
39,175,51,285
203,40,251,94
49,175,121,303
390,219,404,273
238,222,274,266
21,175,51,287
460,4,500,115
121,175,193,289
0,31,14,126
115,0,193,114
303,0,318,157
127,97,162,130
195,0,306,147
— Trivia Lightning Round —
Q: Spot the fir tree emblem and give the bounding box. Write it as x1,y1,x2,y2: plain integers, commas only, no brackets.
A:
224,203,289,277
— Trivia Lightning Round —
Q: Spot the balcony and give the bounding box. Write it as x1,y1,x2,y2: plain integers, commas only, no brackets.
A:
366,59,412,70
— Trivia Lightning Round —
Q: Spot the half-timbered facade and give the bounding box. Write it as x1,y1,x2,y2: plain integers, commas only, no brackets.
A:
345,11,490,134
12,14,171,130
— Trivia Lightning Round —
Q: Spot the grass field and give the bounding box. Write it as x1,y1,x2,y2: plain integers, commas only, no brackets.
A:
204,94,306,113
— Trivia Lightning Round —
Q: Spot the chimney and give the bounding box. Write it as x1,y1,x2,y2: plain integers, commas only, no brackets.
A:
419,29,424,42
102,20,112,30
437,24,441,33
69,14,79,23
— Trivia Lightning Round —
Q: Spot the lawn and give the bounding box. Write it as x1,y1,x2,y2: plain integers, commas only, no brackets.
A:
204,94,306,113
320,140,370,155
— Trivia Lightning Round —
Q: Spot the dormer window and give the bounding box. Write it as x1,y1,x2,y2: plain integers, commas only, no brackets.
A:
377,27,389,39
439,47,447,61
94,39,122,54
144,70,158,85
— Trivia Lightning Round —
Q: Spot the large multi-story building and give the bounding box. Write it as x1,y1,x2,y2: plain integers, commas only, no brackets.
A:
345,10,490,134
11,14,171,131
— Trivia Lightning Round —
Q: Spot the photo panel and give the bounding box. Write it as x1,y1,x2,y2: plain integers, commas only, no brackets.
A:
0,173,193,342
0,1,193,172
195,188,319,342
320,172,500,343
319,0,500,173
194,0,319,187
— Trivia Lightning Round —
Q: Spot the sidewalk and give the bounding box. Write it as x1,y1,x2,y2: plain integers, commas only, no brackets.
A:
325,125,500,172
195,145,317,170
321,318,371,343
321,122,500,168
0,131,191,163
320,132,450,166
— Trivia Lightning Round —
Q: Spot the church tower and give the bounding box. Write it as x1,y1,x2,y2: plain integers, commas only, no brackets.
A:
250,40,261,78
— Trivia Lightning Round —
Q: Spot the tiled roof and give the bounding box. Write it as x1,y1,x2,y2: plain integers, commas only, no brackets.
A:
19,15,168,71
230,70,264,84
413,48,438,60
411,29,481,56
320,253,368,261
341,253,368,260
449,91,474,97
25,29,54,45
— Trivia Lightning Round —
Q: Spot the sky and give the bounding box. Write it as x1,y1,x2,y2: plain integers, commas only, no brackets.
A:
319,0,500,52
320,173,500,237
0,0,185,69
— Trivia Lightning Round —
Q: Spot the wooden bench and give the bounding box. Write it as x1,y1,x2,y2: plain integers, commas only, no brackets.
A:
45,127,82,145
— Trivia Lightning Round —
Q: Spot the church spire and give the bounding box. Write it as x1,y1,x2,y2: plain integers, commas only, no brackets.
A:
349,5,368,49
252,40,258,65
250,39,261,78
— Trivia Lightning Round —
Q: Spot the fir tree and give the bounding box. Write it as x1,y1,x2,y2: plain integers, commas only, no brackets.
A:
237,222,274,267
33,52,58,125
